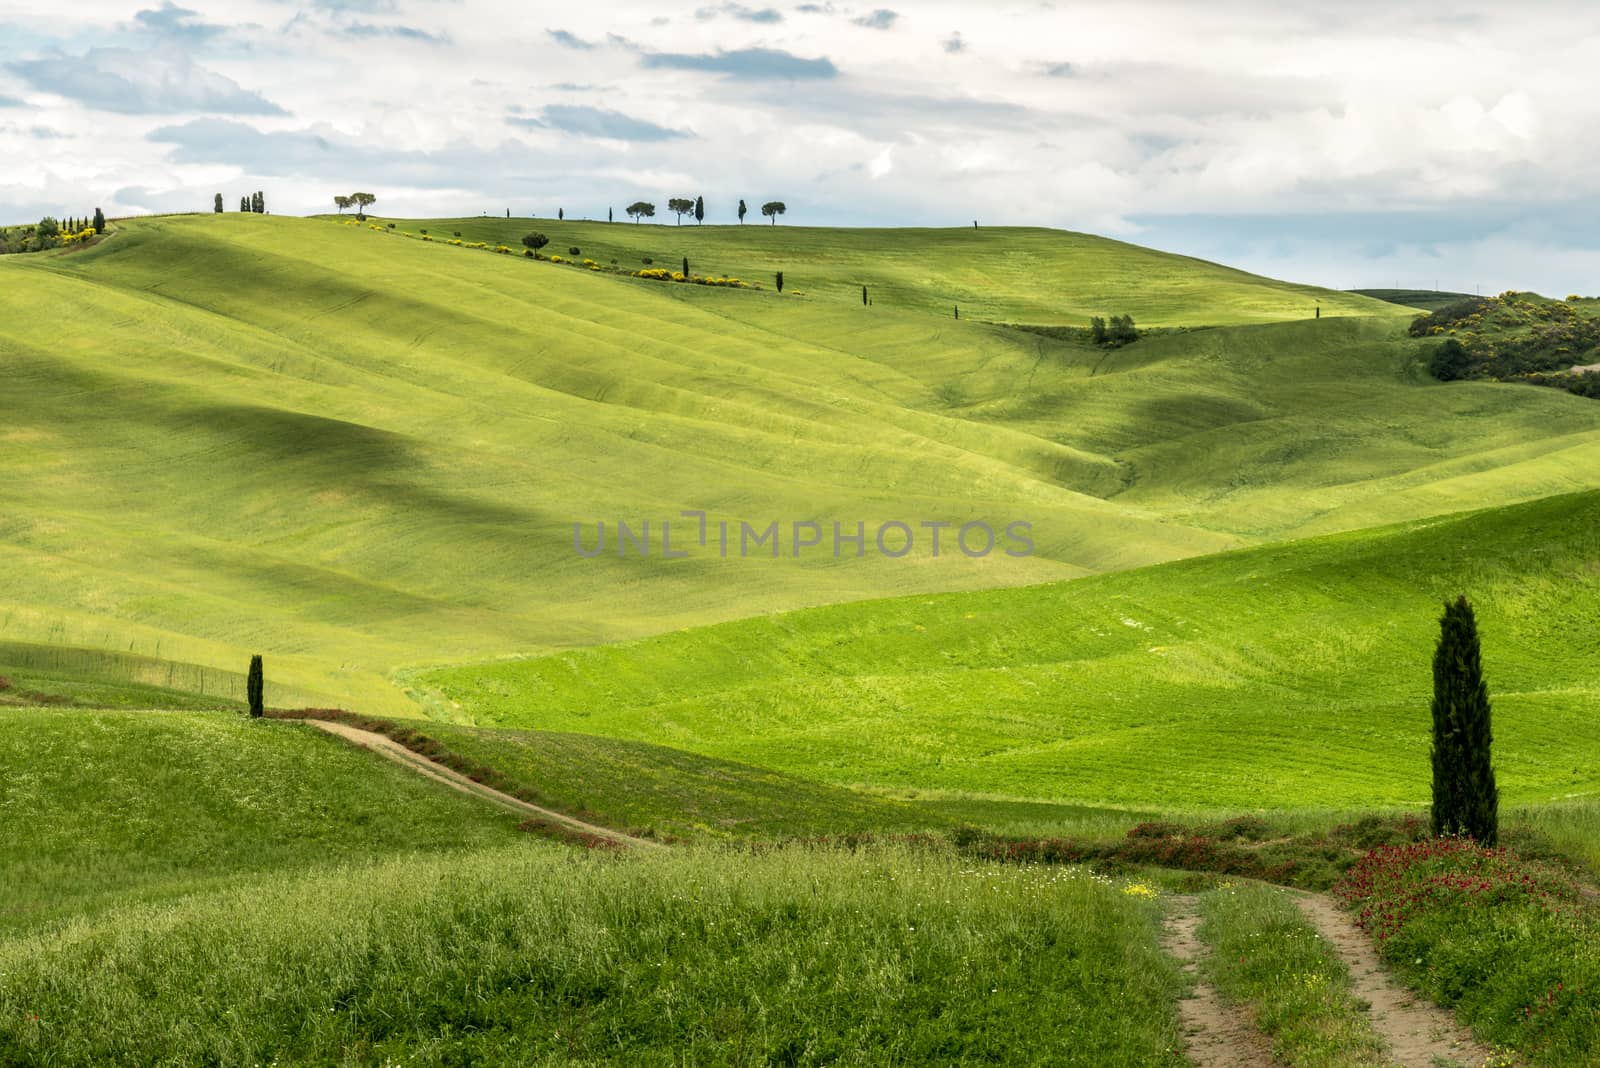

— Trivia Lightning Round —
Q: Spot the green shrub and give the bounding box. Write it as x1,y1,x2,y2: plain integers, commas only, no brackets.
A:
1429,338,1473,381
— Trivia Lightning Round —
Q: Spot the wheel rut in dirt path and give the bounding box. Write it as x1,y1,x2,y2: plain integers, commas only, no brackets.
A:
306,719,664,851
1292,892,1500,1068
1161,894,1277,1068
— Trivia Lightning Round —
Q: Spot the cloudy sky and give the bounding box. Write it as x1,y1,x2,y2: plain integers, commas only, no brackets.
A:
2,0,1597,294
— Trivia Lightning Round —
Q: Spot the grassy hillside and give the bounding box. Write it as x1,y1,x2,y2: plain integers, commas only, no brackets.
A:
3,213,1598,709
426,490,1600,811
364,215,1403,326
0,709,524,930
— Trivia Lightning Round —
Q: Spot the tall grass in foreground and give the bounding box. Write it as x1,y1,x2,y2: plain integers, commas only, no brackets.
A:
0,844,1183,1067
1199,884,1392,1066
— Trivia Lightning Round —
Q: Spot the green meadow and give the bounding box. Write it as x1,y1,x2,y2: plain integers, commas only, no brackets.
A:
3,213,1597,711
352,214,1405,325
4,210,1600,1064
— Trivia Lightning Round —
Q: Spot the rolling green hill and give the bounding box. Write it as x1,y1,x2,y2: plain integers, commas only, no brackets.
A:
1349,288,1472,312
424,490,1600,811
0,709,524,930
3,213,1598,710
356,215,1405,326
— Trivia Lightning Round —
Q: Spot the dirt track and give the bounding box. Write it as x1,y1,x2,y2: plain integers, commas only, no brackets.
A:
1162,894,1278,1067
307,719,663,850
1292,891,1498,1067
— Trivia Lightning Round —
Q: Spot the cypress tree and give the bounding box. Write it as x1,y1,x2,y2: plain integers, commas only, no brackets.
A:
93,207,105,233
776,270,783,293
683,256,690,277
1430,595,1498,844
694,196,704,224
247,654,264,718
739,199,747,224
863,285,868,306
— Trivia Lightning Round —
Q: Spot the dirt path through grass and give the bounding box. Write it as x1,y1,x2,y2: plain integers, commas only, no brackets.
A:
1291,892,1499,1067
307,719,663,850
1162,894,1277,1067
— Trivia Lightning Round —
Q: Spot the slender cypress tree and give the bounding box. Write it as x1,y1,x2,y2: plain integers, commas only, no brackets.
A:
247,655,264,718
683,256,690,277
214,194,223,214
775,270,783,293
694,196,704,224
1430,596,1498,844
93,207,105,233
863,285,868,306
738,199,747,224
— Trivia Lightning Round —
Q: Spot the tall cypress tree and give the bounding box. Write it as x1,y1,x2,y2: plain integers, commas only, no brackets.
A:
93,207,105,233
694,196,704,224
775,270,783,293
683,256,690,277
1430,595,1498,844
247,654,264,718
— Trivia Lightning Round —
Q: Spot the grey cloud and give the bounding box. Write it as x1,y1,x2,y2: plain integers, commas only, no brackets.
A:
852,9,897,29
547,29,597,50
133,2,225,42
342,22,448,43
696,3,784,22
1041,61,1074,77
9,47,286,115
942,32,964,54
508,104,691,142
642,47,837,79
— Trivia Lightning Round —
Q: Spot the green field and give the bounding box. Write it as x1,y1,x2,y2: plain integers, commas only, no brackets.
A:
5,209,1600,1064
348,214,1406,326
425,490,1600,810
4,213,1598,711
